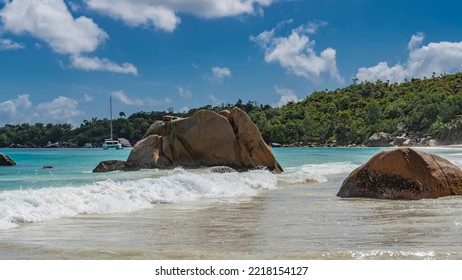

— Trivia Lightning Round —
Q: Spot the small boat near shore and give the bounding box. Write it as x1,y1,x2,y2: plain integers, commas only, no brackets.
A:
103,139,123,150
103,94,123,150
103,139,122,149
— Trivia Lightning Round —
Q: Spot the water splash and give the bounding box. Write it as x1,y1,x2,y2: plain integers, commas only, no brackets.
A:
0,169,277,230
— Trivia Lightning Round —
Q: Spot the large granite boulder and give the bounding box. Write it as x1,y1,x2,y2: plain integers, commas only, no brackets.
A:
337,148,462,199
0,153,16,166
95,108,283,173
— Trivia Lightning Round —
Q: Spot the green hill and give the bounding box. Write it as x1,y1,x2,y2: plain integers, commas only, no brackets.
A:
2,72,462,147
249,72,462,145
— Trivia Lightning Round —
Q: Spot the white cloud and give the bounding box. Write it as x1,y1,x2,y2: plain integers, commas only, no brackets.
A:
276,19,293,29
70,55,138,75
85,0,179,32
295,20,328,35
208,94,218,102
408,32,424,50
251,22,342,83
111,90,168,107
356,34,462,83
68,1,82,12
0,38,24,50
82,94,93,102
84,0,275,32
356,62,407,84
209,66,231,83
0,0,138,75
0,94,32,115
169,0,273,18
0,0,107,54
111,90,144,106
36,96,84,124
274,85,298,107
177,86,192,98
0,94,83,126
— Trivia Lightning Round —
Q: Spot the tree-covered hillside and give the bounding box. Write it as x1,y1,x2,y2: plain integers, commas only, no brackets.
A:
1,72,462,147
249,72,462,145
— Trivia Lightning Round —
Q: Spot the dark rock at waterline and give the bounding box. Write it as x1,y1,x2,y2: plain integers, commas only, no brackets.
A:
0,153,16,166
93,160,128,173
337,148,462,200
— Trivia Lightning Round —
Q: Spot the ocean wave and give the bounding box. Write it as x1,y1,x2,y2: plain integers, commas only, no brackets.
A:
0,169,277,230
278,162,359,185
299,162,359,175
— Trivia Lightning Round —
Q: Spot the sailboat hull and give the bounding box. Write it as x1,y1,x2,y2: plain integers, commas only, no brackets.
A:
103,140,122,149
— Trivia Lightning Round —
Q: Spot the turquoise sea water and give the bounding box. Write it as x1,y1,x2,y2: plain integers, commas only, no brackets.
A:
1,147,462,259
0,148,131,190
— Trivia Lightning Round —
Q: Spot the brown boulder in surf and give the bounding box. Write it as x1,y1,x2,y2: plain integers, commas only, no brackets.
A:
95,107,283,173
337,148,462,199
93,160,128,173
0,153,16,166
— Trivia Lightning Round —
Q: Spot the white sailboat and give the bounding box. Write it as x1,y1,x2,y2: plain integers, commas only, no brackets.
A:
102,94,122,150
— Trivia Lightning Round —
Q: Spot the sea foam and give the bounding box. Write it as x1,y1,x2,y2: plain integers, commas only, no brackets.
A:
277,162,359,185
0,168,277,230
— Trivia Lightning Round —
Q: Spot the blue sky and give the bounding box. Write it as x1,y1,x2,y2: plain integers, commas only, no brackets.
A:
1,0,462,127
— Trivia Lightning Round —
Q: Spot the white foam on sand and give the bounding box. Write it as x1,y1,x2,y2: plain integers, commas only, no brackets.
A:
0,168,277,230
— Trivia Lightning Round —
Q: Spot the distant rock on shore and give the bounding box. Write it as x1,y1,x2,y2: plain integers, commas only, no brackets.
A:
117,138,132,147
7,141,82,148
364,131,441,148
337,148,462,200
269,131,444,148
365,132,392,147
0,153,16,166
94,107,283,173
45,141,80,148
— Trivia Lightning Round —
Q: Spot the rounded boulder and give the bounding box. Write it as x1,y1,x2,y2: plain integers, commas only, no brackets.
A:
337,148,462,199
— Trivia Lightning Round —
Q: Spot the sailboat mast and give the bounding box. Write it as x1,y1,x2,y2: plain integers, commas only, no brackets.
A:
109,94,113,140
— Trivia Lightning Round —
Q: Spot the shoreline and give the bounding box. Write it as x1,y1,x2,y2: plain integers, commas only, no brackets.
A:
2,144,462,149
270,143,462,149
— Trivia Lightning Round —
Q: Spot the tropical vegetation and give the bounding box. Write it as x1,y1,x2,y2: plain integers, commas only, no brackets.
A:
1,72,462,147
